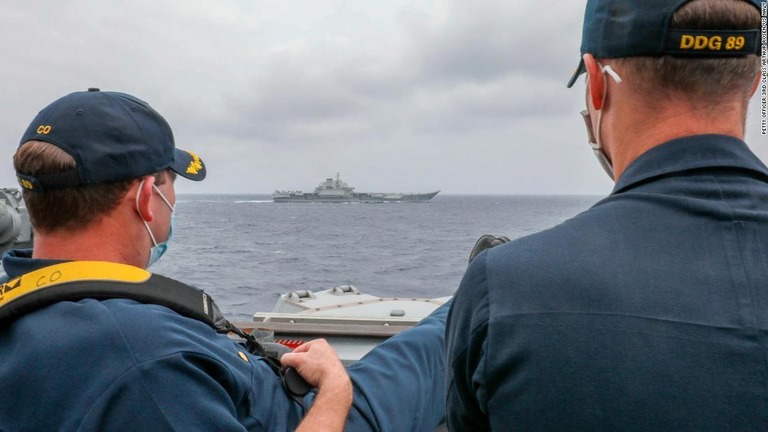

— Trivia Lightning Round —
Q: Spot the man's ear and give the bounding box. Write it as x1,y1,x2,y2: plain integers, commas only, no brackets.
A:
135,176,156,222
584,53,605,110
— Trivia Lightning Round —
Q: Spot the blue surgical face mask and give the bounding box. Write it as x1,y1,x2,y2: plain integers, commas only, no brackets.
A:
136,180,175,268
580,63,623,179
147,212,175,267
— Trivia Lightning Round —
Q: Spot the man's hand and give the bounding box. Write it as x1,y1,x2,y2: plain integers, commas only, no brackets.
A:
282,339,352,432
468,234,510,264
281,339,350,391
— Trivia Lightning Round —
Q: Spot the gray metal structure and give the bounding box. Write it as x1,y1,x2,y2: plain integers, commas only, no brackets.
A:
0,188,33,255
273,173,440,203
251,284,450,364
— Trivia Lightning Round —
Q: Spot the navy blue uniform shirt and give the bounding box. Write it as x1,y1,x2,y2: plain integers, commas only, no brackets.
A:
0,250,448,431
0,250,306,431
446,135,768,431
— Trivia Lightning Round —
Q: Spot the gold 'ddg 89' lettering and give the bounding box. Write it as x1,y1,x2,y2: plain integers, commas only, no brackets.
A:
680,35,746,51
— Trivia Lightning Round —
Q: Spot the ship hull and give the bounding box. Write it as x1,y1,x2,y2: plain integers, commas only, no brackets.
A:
273,191,439,203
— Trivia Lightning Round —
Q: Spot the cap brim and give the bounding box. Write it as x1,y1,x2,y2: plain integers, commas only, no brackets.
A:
170,148,206,181
566,58,586,88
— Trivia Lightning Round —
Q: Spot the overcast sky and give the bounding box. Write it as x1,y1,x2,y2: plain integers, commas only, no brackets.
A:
2,0,766,195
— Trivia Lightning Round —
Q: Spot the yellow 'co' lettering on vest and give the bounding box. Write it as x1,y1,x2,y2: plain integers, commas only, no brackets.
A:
36,270,63,288
36,125,52,134
0,261,151,308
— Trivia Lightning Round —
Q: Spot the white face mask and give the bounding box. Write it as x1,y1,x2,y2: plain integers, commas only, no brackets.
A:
580,64,622,179
136,179,175,268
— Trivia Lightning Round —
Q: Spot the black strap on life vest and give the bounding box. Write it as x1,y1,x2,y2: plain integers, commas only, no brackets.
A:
0,261,313,403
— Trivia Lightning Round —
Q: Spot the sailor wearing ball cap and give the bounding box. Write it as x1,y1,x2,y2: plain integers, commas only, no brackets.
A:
446,1,767,430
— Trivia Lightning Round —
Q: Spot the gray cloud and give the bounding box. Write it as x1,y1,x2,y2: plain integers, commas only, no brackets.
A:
401,1,583,84
203,1,586,150
2,0,759,196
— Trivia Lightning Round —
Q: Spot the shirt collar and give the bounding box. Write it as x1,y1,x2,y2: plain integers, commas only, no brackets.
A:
612,134,768,195
1,249,66,279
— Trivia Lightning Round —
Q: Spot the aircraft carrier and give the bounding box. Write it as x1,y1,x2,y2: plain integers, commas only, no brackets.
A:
273,173,439,203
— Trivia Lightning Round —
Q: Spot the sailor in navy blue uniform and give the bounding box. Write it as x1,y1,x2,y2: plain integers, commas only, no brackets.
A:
446,0,768,430
0,89,447,431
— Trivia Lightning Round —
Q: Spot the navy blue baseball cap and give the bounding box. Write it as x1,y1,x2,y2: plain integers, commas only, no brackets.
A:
567,0,762,88
17,88,206,192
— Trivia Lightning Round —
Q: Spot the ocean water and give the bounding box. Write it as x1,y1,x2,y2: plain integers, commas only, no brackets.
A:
151,194,601,321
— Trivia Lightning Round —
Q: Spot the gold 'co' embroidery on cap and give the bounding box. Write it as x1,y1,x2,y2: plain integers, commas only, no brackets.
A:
186,151,204,175
36,125,52,134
